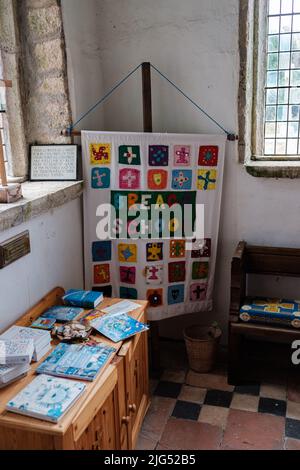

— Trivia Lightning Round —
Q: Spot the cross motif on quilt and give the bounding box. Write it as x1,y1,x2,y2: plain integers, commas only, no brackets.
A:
92,146,109,162
175,147,190,165
148,266,159,280
174,171,189,189
92,169,106,187
123,147,137,165
121,170,138,188
192,285,206,300
198,171,216,190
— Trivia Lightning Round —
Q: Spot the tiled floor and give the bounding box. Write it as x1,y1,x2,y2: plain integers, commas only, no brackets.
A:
136,342,300,450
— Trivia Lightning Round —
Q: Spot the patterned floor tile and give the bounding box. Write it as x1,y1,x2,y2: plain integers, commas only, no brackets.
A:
178,385,207,404
198,405,229,429
204,389,233,408
234,384,260,396
260,383,287,401
222,409,285,450
287,401,300,420
258,397,287,417
186,369,234,392
141,396,176,442
286,418,300,440
154,381,182,399
161,369,186,384
159,417,223,450
172,400,201,421
230,393,259,413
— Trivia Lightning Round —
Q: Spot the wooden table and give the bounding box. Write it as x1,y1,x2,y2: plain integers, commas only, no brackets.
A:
0,287,150,450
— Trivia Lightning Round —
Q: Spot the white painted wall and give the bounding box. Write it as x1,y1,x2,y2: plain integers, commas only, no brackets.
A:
62,0,300,340
0,199,84,332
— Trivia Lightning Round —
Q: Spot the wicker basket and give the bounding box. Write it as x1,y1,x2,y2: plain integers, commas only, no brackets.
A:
184,325,222,373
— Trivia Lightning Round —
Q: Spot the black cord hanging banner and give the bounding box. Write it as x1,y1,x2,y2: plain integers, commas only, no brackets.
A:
63,62,238,142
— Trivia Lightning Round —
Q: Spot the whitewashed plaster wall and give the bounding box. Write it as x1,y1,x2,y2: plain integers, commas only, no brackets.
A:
62,0,300,340
0,199,84,332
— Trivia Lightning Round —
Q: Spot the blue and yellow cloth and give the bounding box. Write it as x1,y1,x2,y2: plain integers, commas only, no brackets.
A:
240,297,300,328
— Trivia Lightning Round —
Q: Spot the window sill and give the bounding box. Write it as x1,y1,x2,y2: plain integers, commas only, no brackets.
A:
245,160,300,178
0,181,83,233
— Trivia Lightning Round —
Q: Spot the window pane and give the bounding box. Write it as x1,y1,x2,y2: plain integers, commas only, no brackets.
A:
276,139,287,154
277,122,287,137
287,139,298,153
277,105,288,120
269,0,281,15
267,71,278,86
266,89,277,104
294,0,300,14
266,106,277,121
279,52,290,69
291,51,300,68
293,15,300,32
290,88,300,103
288,122,299,137
281,16,292,33
268,53,279,69
289,104,300,120
292,33,300,50
291,69,300,85
269,16,280,34
278,70,290,85
269,35,279,51
265,122,276,137
281,0,293,14
280,34,291,51
265,139,275,154
278,88,289,104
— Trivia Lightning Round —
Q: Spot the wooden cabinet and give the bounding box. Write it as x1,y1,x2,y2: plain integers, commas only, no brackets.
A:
0,288,150,450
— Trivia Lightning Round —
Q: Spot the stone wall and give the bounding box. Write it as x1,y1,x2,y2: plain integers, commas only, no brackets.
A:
0,0,71,178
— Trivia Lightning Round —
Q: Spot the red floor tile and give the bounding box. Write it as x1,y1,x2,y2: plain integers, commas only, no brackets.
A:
159,417,223,450
222,409,285,450
285,438,300,450
141,396,176,442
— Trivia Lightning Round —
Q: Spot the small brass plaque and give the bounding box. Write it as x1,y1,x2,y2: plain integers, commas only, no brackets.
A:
0,231,30,269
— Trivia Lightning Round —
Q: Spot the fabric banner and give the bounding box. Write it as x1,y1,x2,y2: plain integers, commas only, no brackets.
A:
82,131,226,321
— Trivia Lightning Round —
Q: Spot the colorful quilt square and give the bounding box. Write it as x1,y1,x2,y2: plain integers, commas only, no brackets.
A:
93,285,112,297
145,265,164,285
168,262,186,283
119,146,141,165
148,170,168,190
197,169,217,191
170,240,186,258
171,170,193,190
120,266,136,284
168,285,185,305
147,289,163,308
91,168,110,189
118,244,137,263
191,239,212,258
90,143,111,165
94,264,110,284
149,145,169,166
92,241,112,262
120,287,138,300
198,146,219,166
192,262,209,280
190,283,207,301
146,243,163,261
174,145,191,166
119,169,140,190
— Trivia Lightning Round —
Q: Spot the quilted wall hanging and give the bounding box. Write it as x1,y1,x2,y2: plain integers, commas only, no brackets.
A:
82,131,226,321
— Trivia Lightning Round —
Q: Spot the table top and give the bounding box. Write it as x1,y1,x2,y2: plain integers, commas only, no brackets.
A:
0,295,148,435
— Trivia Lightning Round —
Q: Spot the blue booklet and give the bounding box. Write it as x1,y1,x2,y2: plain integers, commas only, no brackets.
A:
31,317,56,330
6,374,86,423
41,306,84,323
36,342,116,381
62,290,103,309
95,313,149,343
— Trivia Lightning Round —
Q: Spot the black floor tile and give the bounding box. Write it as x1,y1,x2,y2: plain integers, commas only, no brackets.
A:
154,381,182,399
235,384,261,396
204,389,233,408
172,400,201,421
286,418,300,440
258,397,287,417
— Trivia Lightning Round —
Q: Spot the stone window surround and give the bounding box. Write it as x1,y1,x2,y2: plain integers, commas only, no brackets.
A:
239,0,300,178
0,0,72,181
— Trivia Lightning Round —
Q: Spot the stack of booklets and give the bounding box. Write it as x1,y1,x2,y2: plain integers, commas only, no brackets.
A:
37,342,116,381
0,364,30,389
0,326,52,362
6,374,86,423
62,289,103,309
